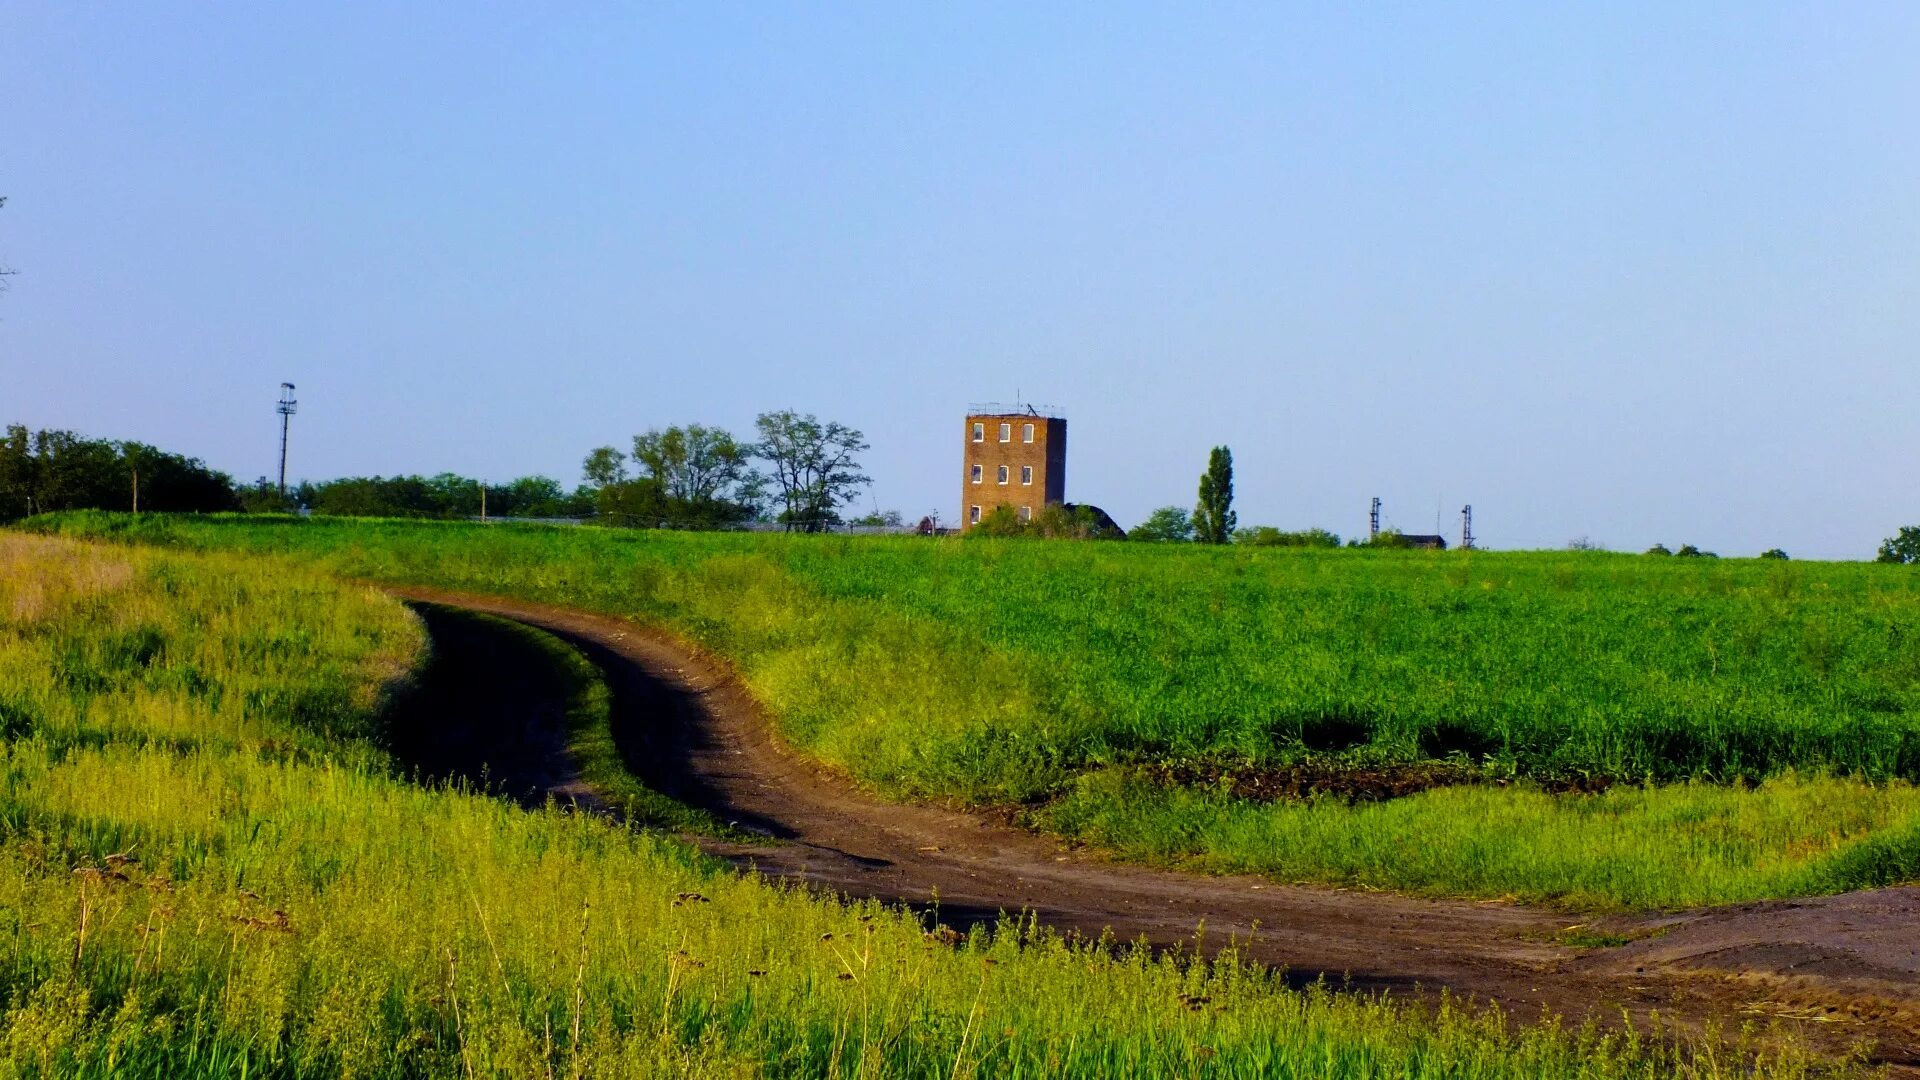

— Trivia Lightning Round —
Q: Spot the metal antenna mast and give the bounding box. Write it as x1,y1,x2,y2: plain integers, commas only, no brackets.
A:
276,383,298,495
1461,504,1475,550
1369,497,1381,540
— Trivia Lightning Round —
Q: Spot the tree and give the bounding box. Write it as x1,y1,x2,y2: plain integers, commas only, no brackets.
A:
582,446,629,488
0,425,234,520
1878,527,1920,565
1235,525,1340,548
848,509,905,528
1645,544,1673,556
632,425,757,506
1131,506,1194,542
1674,544,1717,559
752,411,870,533
1192,446,1235,545
1759,548,1789,561
0,424,35,519
1350,528,1410,549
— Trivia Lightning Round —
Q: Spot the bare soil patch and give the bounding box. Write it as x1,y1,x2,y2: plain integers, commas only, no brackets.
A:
1134,759,1619,802
388,585,1920,1073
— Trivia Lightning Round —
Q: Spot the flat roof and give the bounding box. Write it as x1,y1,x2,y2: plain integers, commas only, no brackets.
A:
966,402,1064,419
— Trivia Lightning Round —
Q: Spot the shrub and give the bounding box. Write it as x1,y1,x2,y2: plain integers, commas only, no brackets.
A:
1235,526,1341,548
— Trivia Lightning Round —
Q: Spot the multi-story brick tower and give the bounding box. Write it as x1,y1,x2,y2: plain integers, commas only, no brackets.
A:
960,405,1066,529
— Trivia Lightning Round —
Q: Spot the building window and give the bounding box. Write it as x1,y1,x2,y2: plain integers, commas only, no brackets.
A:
996,465,1009,484
971,423,984,442
969,505,981,524
1020,465,1033,485
1022,423,1035,443
999,423,1011,442
1018,505,1031,522
970,464,982,484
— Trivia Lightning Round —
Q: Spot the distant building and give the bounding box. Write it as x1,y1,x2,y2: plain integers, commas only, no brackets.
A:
961,404,1065,530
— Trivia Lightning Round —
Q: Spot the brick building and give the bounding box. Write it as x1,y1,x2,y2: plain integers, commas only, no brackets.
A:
960,405,1065,529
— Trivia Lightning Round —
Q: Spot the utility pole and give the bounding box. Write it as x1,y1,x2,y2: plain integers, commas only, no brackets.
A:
1369,497,1381,541
1461,505,1475,550
479,480,487,522
276,383,298,495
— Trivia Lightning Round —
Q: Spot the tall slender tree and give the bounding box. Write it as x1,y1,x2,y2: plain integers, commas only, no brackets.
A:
1193,445,1236,544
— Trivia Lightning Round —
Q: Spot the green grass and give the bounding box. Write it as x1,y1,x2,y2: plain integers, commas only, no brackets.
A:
1042,768,1920,910
3,533,1862,1077
20,512,1920,909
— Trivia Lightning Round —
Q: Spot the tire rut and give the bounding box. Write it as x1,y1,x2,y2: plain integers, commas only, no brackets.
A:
388,585,1920,1072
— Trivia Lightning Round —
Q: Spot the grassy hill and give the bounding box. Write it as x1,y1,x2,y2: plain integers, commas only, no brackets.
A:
23,512,1920,909
3,530,1854,1077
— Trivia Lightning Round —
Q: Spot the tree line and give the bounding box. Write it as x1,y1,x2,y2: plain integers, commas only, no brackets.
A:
0,425,236,520
0,411,877,533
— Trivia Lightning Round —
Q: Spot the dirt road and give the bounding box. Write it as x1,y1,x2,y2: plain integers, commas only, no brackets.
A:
389,586,1920,1071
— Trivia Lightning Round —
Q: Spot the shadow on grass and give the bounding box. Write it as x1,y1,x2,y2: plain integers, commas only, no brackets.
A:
384,602,581,805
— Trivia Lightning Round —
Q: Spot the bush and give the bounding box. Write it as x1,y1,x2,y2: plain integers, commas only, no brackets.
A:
1130,506,1192,542
970,503,1120,540
1235,526,1341,548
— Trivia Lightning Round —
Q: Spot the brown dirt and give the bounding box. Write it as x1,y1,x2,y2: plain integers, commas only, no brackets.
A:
1134,759,1619,802
388,585,1920,1072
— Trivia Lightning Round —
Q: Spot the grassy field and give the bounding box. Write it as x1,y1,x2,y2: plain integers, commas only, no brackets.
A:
22,512,1920,909
4,532,1856,1078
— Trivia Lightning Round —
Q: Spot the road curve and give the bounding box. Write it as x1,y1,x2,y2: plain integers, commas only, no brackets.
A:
388,585,1920,1071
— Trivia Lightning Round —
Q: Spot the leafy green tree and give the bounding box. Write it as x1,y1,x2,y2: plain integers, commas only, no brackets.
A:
632,425,759,512
1349,528,1410,549
309,475,438,517
848,509,905,527
1192,446,1235,545
1645,544,1673,556
0,425,234,520
1759,548,1789,560
1878,526,1920,565
594,475,668,526
494,476,581,518
753,411,870,533
1675,544,1717,558
582,446,629,487
1131,506,1193,542
0,424,36,519
1235,526,1341,548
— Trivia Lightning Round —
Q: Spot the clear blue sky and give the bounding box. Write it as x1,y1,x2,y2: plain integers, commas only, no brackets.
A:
4,4,1916,557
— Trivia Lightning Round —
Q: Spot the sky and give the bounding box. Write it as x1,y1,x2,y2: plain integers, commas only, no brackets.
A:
3,4,1916,558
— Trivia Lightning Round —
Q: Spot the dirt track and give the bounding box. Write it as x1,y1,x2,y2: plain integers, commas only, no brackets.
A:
390,586,1920,1071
